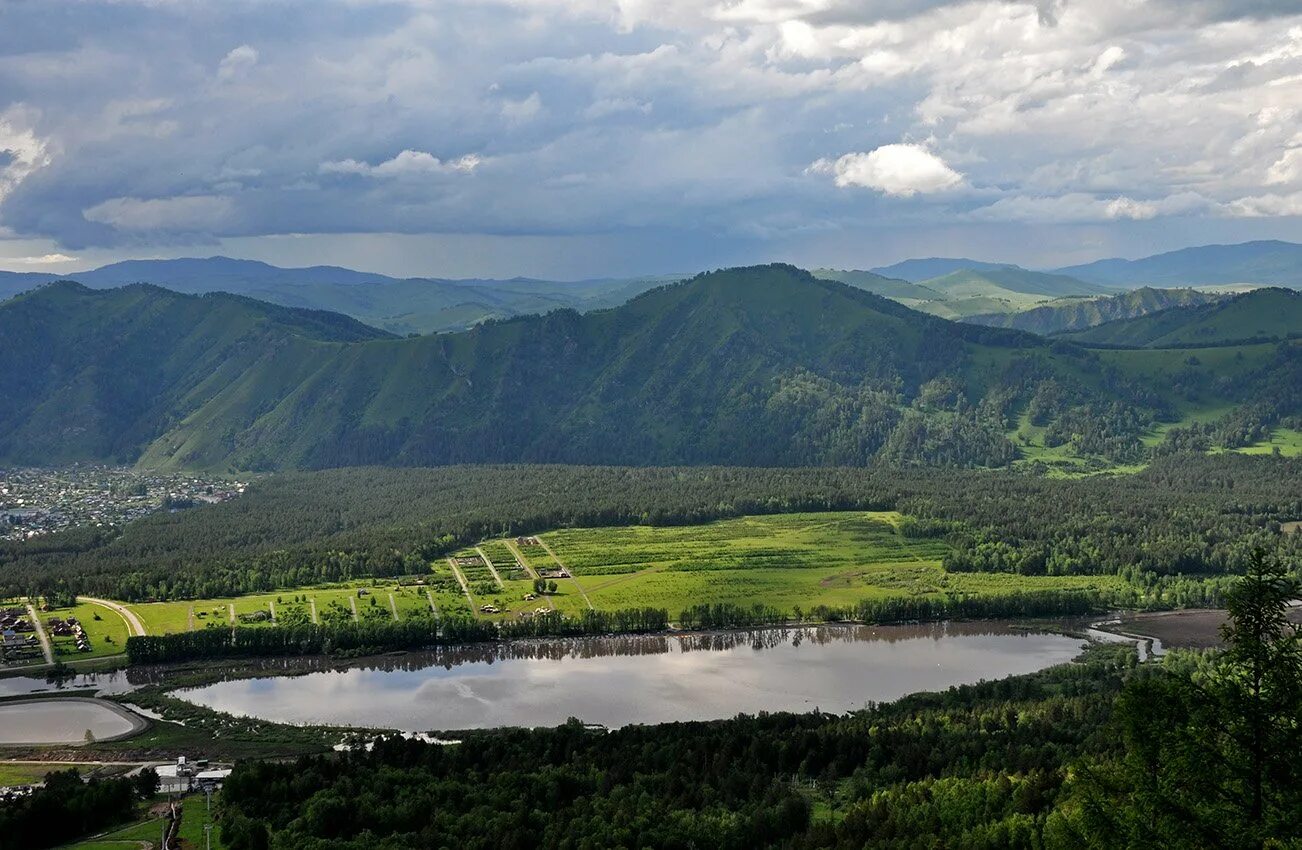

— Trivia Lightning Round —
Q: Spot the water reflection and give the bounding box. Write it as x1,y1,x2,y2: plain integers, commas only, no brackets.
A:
175,621,1086,732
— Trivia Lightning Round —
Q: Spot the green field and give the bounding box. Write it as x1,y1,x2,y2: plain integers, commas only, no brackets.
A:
43,600,132,660
108,511,1125,634
528,512,1119,615
58,815,166,849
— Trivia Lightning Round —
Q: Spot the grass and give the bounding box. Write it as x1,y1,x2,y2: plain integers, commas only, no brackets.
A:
43,600,132,660
106,511,1127,633
0,761,84,785
534,512,1121,615
1233,427,1302,457
176,792,226,849
58,814,166,849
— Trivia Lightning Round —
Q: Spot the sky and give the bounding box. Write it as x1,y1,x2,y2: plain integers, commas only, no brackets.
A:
0,0,1300,279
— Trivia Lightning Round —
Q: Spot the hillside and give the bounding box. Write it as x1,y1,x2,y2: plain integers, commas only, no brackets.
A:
2,265,1291,472
0,282,391,464
0,257,676,335
902,266,1108,319
869,257,1012,282
810,269,942,300
1058,287,1302,347
1056,240,1302,288
966,287,1225,335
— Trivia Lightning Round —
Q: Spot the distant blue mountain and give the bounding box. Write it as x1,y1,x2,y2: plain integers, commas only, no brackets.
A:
869,257,1012,282
0,256,679,335
1055,240,1302,288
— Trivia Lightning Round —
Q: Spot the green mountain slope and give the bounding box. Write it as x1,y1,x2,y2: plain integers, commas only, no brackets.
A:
921,267,1109,299
966,288,1225,335
0,282,390,464
2,266,1291,472
1056,240,1302,288
1058,288,1302,347
810,269,943,301
0,256,678,335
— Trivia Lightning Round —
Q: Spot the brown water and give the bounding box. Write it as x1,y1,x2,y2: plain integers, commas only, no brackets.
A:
0,698,144,744
176,621,1086,731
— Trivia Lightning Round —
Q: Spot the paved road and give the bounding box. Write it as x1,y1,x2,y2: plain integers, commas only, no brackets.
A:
25,604,53,664
80,596,146,637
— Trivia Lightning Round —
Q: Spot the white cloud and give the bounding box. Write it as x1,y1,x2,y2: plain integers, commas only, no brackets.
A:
810,143,963,196
500,92,543,124
320,150,483,177
7,252,78,264
1266,147,1302,184
82,195,235,232
217,45,258,81
971,191,1210,223
1227,191,1302,217
0,112,51,207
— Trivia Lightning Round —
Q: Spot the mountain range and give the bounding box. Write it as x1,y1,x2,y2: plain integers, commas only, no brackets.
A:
3,264,1293,473
1056,288,1302,347
0,257,676,336
966,287,1226,336
1054,240,1302,288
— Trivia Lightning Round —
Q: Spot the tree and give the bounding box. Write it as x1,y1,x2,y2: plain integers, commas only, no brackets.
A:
1050,550,1301,849
133,767,160,799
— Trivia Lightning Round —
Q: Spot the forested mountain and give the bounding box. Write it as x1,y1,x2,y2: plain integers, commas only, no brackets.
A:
966,287,1225,335
1059,288,1302,347
906,267,1108,319
810,268,942,301
2,265,1293,472
869,257,1012,281
0,257,675,335
0,282,391,465
1056,240,1302,288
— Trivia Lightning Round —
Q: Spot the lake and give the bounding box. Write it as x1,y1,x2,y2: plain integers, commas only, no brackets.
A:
0,698,146,745
176,621,1088,731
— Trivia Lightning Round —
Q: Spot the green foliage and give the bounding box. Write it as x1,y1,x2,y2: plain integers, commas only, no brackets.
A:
4,455,1297,603
967,287,1225,335
7,265,1281,474
1060,288,1302,348
0,770,137,850
1050,553,1301,849
215,646,1137,849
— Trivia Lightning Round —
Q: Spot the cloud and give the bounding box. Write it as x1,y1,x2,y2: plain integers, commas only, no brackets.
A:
217,45,258,81
970,192,1211,223
320,150,483,177
500,92,543,124
82,195,235,232
0,0,1299,264
0,112,51,207
810,143,963,196
7,252,78,264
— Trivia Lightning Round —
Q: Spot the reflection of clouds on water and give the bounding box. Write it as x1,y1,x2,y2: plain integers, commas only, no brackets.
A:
177,623,1086,732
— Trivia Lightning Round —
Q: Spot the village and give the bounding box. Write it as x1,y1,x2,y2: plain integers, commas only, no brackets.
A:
0,466,245,542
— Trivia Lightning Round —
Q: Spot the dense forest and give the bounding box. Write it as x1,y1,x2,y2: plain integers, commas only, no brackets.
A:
0,770,147,850
3,266,1295,472
215,557,1301,849
4,454,1298,602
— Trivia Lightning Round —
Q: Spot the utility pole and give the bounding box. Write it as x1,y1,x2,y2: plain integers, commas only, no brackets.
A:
204,822,213,850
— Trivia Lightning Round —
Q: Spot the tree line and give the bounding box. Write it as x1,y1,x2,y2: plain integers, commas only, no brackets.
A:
3,454,1297,603
204,554,1299,849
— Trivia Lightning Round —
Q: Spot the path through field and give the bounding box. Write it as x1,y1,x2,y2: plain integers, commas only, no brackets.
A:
536,536,594,610
81,596,146,637
25,603,53,664
475,546,506,588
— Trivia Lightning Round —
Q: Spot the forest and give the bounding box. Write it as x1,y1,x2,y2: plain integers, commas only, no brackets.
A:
214,556,1301,850
3,454,1298,603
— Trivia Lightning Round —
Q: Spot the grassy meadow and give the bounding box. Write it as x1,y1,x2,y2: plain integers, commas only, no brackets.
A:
102,510,1128,636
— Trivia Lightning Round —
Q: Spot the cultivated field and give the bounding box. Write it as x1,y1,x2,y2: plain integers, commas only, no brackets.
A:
67,511,1126,639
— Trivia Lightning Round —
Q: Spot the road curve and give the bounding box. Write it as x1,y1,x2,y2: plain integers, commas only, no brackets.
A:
81,596,146,637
